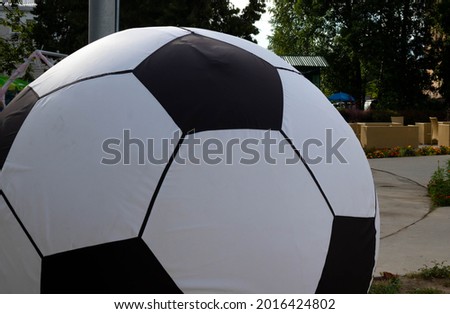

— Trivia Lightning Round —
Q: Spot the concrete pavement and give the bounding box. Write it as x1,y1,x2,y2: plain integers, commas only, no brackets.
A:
369,155,450,275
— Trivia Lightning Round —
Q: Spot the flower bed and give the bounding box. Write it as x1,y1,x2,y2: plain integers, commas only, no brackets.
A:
365,145,450,159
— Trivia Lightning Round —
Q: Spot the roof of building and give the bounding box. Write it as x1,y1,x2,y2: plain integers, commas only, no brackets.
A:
1,0,36,5
0,1,35,14
281,56,328,67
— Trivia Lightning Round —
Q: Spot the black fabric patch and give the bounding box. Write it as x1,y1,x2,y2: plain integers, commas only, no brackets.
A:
41,237,182,294
315,216,376,294
133,34,283,133
0,87,39,169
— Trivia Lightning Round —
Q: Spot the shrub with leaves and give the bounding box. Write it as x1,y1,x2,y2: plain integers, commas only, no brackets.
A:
427,160,450,207
369,277,401,294
399,145,416,157
415,261,450,280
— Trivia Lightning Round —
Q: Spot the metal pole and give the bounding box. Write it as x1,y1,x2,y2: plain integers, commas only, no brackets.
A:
88,0,120,43
116,0,120,32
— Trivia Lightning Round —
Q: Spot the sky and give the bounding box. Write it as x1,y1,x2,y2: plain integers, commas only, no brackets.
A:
230,0,273,48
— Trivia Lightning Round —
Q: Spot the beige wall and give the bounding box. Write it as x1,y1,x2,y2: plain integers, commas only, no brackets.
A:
438,123,450,146
416,122,432,145
360,125,419,149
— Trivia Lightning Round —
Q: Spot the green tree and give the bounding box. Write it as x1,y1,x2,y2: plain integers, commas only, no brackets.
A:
32,0,88,54
269,0,437,109
434,0,450,105
0,0,35,77
372,0,436,110
121,0,265,42
32,0,266,55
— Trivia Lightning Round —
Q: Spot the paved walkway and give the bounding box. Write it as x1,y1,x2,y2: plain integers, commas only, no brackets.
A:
369,155,450,275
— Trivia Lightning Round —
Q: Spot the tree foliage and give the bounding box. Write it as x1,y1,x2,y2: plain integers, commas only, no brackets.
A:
0,0,35,76
434,0,450,103
269,0,441,109
121,0,266,42
32,0,88,54
32,0,266,55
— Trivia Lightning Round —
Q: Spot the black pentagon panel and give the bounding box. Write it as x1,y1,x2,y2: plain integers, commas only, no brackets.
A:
133,33,283,133
0,87,39,169
315,216,376,294
41,237,182,293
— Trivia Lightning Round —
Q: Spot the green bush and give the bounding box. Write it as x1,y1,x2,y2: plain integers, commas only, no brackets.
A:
369,277,401,294
410,287,444,294
399,145,416,157
416,261,450,280
427,160,450,207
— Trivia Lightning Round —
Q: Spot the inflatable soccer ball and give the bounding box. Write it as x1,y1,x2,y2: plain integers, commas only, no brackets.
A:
0,27,379,293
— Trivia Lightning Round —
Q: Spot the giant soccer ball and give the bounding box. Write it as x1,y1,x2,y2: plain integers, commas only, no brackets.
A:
0,27,379,293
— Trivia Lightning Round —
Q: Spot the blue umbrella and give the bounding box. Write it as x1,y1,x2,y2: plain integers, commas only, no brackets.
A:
328,92,355,102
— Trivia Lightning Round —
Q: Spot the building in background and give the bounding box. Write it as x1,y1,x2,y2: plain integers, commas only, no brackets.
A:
0,0,36,38
281,56,328,89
